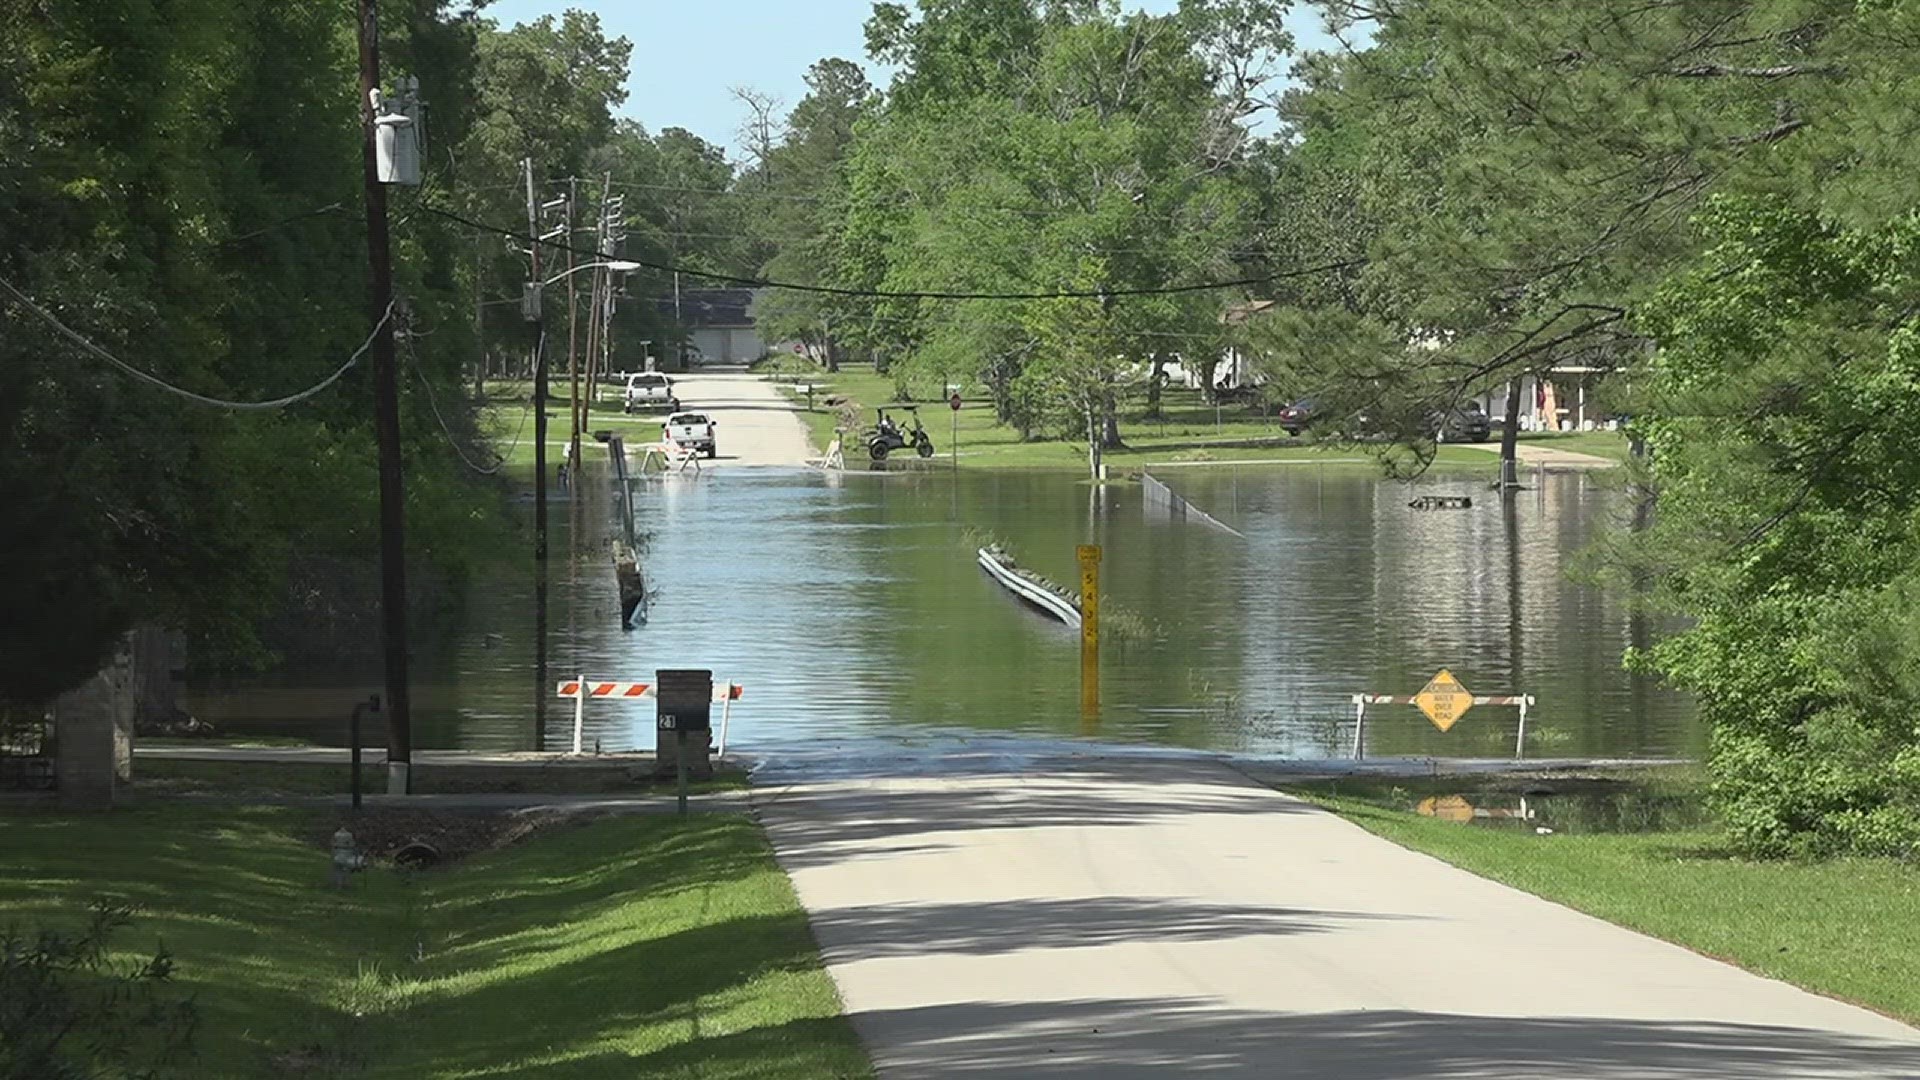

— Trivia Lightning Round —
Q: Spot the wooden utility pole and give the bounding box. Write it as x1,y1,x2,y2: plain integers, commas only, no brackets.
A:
357,0,412,793
595,173,616,392
565,177,580,470
581,202,603,430
525,156,549,752
473,227,486,396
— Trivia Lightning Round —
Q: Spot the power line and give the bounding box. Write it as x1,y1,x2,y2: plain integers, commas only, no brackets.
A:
620,222,1282,260
600,178,1294,230
213,201,348,247
422,204,1363,301
1,276,394,410
402,331,517,475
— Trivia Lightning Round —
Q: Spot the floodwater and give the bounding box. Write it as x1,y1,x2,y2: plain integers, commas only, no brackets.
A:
188,464,1696,761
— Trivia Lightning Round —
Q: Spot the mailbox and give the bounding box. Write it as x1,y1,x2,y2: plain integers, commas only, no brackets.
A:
655,669,713,732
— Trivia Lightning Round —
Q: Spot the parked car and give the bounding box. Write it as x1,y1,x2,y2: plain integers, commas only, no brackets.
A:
1432,402,1491,442
1278,398,1316,436
623,372,679,413
662,411,717,458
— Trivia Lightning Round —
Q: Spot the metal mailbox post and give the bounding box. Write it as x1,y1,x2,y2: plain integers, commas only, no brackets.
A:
656,669,713,814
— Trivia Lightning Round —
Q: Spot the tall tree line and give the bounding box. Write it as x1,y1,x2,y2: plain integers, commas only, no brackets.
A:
752,1,1294,477
1257,0,1920,856
0,3,759,707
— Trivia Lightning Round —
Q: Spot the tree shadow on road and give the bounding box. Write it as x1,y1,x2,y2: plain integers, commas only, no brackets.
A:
852,999,1920,1078
807,898,1423,961
754,758,1316,871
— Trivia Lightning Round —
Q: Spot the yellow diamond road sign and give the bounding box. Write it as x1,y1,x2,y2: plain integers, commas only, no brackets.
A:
1415,669,1473,732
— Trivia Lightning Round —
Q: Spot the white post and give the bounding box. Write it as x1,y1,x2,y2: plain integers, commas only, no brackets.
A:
717,688,734,758
1514,695,1529,760
1352,697,1367,760
572,673,585,755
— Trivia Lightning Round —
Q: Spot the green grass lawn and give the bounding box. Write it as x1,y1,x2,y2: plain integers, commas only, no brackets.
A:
773,364,1501,473
478,379,655,469
0,805,869,1079
1293,786,1920,1024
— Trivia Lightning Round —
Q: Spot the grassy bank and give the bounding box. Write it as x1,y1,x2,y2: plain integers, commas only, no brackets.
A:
769,364,1504,472
0,805,869,1078
478,379,664,469
1285,777,1920,1024
134,757,750,799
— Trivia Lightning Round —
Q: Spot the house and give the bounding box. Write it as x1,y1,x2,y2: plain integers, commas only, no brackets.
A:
1216,299,1278,390
1483,366,1619,432
658,288,766,366
1147,300,1280,391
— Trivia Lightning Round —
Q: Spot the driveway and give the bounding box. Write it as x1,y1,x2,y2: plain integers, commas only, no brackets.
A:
754,757,1920,1078
666,368,814,466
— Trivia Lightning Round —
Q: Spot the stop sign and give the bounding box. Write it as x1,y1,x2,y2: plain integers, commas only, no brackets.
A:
949,392,963,411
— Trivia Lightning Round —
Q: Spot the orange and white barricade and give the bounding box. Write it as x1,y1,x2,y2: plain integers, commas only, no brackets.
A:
557,676,744,755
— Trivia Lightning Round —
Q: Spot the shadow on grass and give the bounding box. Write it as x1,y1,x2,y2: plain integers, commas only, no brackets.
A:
0,804,418,1075
3,807,865,1079
481,1016,871,1079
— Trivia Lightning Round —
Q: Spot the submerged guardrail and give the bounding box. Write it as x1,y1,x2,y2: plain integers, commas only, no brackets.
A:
976,547,1083,629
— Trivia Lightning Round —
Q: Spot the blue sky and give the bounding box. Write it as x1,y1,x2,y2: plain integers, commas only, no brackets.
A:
476,0,1345,159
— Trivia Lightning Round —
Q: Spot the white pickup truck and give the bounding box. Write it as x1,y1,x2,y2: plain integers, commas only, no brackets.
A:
662,411,717,459
623,372,679,413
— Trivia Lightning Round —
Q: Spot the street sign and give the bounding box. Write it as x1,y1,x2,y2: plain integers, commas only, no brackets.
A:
1414,668,1473,732
949,392,963,411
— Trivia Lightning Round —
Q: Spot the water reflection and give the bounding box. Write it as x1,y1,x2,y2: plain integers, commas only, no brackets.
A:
1413,790,1711,835
187,465,1695,759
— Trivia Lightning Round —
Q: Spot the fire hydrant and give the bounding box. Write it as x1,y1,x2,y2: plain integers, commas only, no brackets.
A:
330,827,367,888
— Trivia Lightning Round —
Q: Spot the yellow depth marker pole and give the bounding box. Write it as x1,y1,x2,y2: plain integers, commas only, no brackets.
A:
1078,544,1101,730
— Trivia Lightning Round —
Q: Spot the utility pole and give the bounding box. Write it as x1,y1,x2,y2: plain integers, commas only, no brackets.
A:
524,156,549,753
598,175,621,389
473,227,485,397
357,0,412,794
581,202,604,429
565,177,580,471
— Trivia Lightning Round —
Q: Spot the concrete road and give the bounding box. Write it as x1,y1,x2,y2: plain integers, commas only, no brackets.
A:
754,758,1920,1078
667,368,814,466
1465,441,1618,469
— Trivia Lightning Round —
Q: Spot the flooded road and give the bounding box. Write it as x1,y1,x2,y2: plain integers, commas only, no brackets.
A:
189,464,1694,761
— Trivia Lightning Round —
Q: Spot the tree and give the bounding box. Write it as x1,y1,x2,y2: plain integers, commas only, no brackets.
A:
0,906,198,1079
787,2,1262,476
749,59,878,371
1267,0,1920,853
1624,198,1920,857
0,0,507,704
